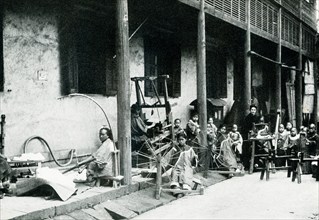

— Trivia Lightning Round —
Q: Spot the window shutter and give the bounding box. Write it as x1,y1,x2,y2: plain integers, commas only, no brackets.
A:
171,44,181,98
144,37,157,97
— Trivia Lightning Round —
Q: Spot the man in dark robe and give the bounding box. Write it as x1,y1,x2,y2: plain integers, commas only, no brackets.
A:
241,104,260,170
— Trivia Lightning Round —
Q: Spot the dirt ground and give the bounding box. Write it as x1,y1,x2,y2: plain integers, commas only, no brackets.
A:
134,170,319,220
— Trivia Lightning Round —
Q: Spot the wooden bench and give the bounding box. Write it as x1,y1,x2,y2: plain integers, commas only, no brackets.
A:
288,157,319,183
249,137,273,174
95,150,124,188
258,153,294,181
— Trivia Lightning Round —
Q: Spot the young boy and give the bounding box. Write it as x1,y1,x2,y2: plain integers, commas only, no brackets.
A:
185,112,201,149
207,116,217,138
173,118,184,137
207,117,217,149
275,124,289,167
228,124,243,162
284,127,300,157
186,113,200,139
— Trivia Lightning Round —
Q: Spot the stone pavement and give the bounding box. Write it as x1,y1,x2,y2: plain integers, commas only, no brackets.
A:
0,170,228,220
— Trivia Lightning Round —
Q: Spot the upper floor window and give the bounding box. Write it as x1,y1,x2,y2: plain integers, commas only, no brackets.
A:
144,36,181,98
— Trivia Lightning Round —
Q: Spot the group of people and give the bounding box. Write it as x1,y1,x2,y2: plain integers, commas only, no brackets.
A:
242,104,319,178
275,121,319,176
1,103,317,199
169,112,246,193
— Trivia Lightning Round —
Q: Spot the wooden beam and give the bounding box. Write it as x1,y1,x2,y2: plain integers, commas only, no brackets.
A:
116,0,131,185
197,0,208,177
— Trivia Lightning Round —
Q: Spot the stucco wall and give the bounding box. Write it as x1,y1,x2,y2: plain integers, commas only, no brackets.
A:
0,4,234,160
1,4,118,159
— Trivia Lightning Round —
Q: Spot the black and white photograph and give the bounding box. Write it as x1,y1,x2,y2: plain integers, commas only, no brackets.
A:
0,0,318,219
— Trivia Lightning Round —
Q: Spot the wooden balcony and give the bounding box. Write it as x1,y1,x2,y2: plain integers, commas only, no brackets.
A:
177,0,316,57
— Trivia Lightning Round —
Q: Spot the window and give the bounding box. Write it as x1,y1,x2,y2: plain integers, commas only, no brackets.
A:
206,50,227,98
59,4,116,96
144,36,181,98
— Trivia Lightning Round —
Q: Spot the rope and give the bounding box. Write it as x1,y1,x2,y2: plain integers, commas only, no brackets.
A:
23,136,76,167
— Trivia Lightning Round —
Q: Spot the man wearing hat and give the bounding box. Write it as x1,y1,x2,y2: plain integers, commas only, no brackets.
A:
241,104,261,170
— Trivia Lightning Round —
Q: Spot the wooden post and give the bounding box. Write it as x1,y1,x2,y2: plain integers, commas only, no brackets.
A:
197,0,208,177
0,114,5,154
296,1,303,129
276,2,282,111
313,60,318,125
249,140,255,174
116,0,131,185
244,0,252,114
155,154,162,200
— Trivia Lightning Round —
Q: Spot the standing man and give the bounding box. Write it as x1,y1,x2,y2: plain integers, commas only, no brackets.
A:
241,104,260,170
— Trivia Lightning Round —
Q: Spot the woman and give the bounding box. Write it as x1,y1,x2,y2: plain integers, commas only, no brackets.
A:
170,132,198,193
86,127,116,183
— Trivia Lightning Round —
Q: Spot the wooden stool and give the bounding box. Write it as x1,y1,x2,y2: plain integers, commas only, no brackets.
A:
95,175,124,188
95,149,123,188
158,178,204,199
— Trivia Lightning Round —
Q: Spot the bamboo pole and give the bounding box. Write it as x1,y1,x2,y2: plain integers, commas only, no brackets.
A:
116,0,131,185
296,1,303,128
197,0,208,177
276,2,282,112
244,0,251,114
314,59,318,125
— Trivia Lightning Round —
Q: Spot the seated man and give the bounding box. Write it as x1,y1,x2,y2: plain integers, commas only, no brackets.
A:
170,132,198,194
131,103,153,152
85,127,116,184
0,153,12,199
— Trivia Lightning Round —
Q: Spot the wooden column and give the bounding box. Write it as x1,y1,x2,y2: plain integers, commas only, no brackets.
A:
276,2,282,112
314,59,318,125
197,0,207,176
244,0,251,114
0,115,5,155
116,0,131,185
296,1,303,128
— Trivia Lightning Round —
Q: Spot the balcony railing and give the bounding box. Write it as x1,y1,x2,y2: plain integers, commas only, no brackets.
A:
179,0,316,56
